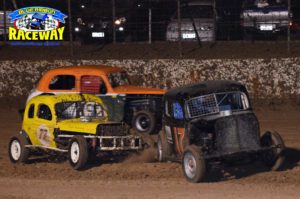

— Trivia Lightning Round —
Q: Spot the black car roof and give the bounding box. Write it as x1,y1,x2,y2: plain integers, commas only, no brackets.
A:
164,80,248,101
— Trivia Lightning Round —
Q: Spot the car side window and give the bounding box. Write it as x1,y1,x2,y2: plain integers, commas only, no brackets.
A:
37,104,52,121
28,104,34,118
81,75,107,94
49,75,75,90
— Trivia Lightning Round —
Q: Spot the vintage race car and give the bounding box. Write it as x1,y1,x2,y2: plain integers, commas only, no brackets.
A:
9,94,142,170
157,80,285,183
26,65,165,134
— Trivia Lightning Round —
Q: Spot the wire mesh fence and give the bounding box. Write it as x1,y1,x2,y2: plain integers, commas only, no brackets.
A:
1,0,300,56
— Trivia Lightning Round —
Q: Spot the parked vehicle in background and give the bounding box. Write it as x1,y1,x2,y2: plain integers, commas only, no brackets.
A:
290,0,300,37
166,0,216,42
241,0,290,39
74,16,127,44
9,94,142,170
157,80,285,183
0,11,13,40
73,0,127,43
0,0,16,40
26,66,165,134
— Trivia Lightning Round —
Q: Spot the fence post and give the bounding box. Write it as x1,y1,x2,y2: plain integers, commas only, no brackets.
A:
3,0,7,42
177,0,182,57
148,3,152,44
287,0,291,54
67,0,74,57
112,0,116,44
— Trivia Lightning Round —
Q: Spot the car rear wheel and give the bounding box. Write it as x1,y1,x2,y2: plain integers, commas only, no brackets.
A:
157,131,172,162
182,145,206,183
260,130,285,171
132,110,156,134
8,134,30,163
68,135,88,170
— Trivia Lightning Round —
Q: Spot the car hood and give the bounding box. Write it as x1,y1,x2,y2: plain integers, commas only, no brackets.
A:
57,119,118,135
112,86,165,95
169,18,215,28
242,6,288,23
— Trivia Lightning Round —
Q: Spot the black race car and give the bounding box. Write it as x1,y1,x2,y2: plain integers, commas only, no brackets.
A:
157,80,285,183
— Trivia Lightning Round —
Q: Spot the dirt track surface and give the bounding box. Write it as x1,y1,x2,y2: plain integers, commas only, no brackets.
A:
0,105,299,198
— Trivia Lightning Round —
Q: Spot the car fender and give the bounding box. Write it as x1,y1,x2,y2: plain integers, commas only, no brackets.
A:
19,130,32,145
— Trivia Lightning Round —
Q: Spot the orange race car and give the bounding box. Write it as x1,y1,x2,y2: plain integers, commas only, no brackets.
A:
27,65,165,134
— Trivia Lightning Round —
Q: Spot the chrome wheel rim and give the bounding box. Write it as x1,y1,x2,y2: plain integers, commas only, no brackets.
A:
183,152,197,179
157,139,162,161
135,115,150,132
70,142,80,163
10,140,21,161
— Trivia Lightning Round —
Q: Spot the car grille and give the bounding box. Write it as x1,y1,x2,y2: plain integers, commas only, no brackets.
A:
214,113,261,154
97,123,127,136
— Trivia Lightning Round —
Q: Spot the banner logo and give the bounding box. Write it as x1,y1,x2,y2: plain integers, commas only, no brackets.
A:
8,7,67,41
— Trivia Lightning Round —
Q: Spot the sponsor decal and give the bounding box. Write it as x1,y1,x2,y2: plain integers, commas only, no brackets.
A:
36,124,51,146
8,6,67,44
173,127,185,154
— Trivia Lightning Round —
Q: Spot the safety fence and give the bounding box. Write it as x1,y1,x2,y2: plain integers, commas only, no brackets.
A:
1,0,300,56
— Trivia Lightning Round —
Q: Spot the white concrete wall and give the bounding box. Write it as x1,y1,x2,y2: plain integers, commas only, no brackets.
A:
0,58,299,99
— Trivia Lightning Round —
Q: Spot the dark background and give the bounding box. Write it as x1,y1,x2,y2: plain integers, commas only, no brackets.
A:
2,0,300,41
1,0,300,59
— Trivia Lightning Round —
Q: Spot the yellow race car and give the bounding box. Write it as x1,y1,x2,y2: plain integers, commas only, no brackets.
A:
8,94,142,170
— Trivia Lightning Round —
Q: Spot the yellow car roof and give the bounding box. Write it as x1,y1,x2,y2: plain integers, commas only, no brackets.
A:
27,94,101,106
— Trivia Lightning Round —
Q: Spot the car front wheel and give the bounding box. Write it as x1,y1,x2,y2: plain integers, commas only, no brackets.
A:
8,134,30,163
182,145,206,183
68,135,88,170
260,130,285,171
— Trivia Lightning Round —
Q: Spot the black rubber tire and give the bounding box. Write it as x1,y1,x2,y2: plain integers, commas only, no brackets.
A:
8,134,30,163
182,145,206,183
260,130,285,171
157,131,172,162
68,135,89,170
132,110,156,134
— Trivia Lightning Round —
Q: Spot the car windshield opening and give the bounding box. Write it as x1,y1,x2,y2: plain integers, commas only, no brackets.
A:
186,92,249,118
55,101,106,120
108,71,130,88
216,92,244,111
